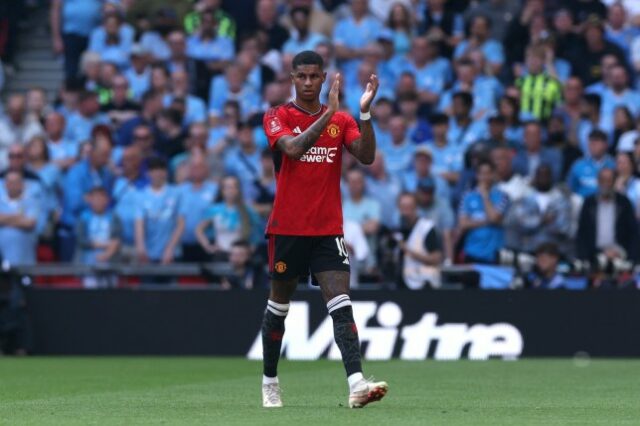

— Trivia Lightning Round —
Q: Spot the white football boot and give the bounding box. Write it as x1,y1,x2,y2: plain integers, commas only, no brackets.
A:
262,382,283,408
348,377,389,408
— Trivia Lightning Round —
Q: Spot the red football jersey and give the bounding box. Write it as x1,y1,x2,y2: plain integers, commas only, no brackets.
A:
264,102,361,236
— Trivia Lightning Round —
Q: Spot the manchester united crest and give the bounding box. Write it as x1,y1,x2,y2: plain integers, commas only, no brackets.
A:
275,261,287,273
327,123,340,138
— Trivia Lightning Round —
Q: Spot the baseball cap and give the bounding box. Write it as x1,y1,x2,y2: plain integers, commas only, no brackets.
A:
417,176,436,192
414,145,433,158
131,44,147,57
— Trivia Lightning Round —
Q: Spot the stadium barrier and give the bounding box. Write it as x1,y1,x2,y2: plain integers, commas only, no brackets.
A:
25,289,640,359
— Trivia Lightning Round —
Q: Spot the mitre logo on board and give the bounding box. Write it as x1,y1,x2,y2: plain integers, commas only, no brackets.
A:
247,302,524,361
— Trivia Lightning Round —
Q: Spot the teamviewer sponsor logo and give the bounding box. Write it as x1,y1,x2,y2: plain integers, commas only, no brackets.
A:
299,146,338,163
247,302,524,361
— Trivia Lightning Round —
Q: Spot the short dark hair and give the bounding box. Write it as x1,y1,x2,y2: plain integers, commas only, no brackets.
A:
232,240,251,250
148,156,168,171
535,242,560,258
79,90,98,102
88,186,109,196
583,93,602,109
477,159,495,171
588,129,608,142
292,50,324,70
429,113,449,125
452,91,473,108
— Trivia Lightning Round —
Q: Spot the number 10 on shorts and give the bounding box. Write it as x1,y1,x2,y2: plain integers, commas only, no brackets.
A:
335,237,350,264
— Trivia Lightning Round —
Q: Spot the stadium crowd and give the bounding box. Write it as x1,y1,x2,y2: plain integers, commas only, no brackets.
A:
1,0,640,289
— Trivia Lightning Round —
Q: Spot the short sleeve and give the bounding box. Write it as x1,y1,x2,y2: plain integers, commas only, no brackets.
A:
342,113,361,147
263,107,294,149
458,192,472,217
219,37,235,61
134,194,145,221
484,40,504,65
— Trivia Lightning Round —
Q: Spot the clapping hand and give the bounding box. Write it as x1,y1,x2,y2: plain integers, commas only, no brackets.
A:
328,73,341,113
359,74,379,113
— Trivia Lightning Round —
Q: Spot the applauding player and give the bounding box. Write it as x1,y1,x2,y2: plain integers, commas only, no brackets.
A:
260,51,388,408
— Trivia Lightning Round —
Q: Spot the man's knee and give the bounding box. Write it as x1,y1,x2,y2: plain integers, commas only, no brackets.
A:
269,278,298,303
315,270,350,302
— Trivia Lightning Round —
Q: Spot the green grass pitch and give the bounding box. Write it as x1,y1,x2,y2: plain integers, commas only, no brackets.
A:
1,358,639,425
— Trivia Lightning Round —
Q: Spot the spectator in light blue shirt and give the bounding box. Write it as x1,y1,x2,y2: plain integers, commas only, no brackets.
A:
427,113,463,188
195,175,262,259
402,146,451,203
454,15,504,76
224,123,262,203
179,155,218,262
577,93,613,154
186,9,234,64
112,146,148,254
333,0,382,87
371,98,393,150
605,3,640,59
25,136,62,233
343,168,382,269
44,112,77,171
209,63,261,121
88,14,134,69
282,7,327,55
438,58,501,120
0,171,39,265
164,70,207,126
599,66,640,131
124,47,151,101
76,187,121,265
458,160,509,263
447,92,488,150
405,37,451,108
134,157,185,264
568,129,616,198
381,115,416,178
64,91,110,145
366,151,403,228
59,136,115,261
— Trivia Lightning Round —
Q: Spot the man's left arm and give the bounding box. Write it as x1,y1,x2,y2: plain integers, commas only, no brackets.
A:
347,74,379,165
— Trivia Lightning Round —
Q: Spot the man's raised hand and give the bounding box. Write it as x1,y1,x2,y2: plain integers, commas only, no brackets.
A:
360,74,379,113
328,73,341,113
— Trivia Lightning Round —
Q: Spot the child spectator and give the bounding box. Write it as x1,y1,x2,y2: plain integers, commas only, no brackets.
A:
76,187,121,289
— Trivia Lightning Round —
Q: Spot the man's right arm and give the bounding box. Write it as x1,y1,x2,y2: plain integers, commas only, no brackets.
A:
276,109,335,160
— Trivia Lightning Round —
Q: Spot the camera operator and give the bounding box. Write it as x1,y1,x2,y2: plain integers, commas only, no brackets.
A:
394,192,443,289
523,242,568,289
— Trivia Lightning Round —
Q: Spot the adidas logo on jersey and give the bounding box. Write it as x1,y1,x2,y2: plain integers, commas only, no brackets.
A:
293,126,302,134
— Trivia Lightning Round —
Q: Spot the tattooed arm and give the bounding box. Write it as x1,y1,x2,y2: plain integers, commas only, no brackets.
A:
346,74,379,165
276,110,336,160
276,74,341,160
